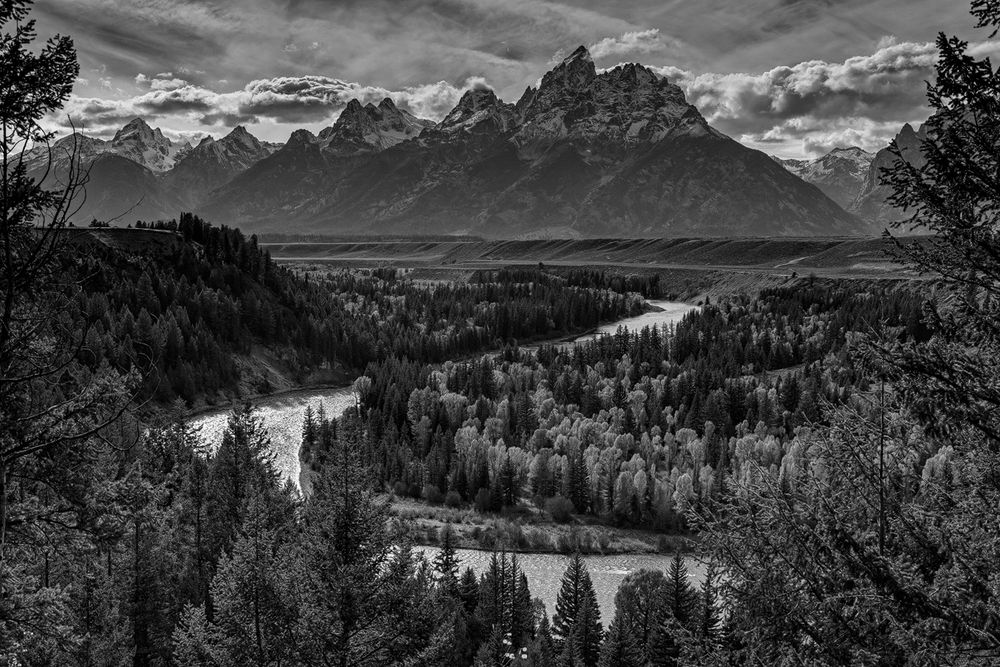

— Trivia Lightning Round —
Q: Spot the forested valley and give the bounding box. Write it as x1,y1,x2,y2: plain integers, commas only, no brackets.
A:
68,214,644,405
6,0,1000,664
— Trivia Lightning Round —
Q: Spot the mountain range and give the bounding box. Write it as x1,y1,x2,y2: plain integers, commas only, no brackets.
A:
771,123,927,233
30,47,924,238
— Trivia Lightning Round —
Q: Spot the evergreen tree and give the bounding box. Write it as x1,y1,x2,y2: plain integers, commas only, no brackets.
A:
647,614,681,667
698,561,722,642
294,431,440,666
664,552,698,629
613,568,667,663
552,552,603,666
176,495,299,665
598,615,644,667
528,607,556,667
433,523,460,592
459,567,480,613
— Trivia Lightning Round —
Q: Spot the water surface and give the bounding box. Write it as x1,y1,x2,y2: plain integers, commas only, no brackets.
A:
414,546,705,625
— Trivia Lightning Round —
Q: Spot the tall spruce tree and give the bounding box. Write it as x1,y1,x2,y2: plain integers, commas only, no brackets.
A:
552,552,603,666
664,552,697,630
433,523,460,592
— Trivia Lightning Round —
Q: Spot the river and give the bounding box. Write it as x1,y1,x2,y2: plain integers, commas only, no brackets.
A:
413,547,705,625
188,301,699,617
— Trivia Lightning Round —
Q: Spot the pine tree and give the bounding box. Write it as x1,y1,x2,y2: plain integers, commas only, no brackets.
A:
552,552,603,666
202,402,286,627
433,523,460,592
598,615,644,667
529,607,556,667
647,614,681,667
195,494,298,665
459,567,480,613
511,568,535,649
665,552,698,629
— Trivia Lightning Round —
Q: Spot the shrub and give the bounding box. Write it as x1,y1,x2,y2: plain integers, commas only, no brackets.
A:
545,495,575,523
528,528,551,551
393,481,408,498
445,490,463,508
474,487,493,513
423,484,444,505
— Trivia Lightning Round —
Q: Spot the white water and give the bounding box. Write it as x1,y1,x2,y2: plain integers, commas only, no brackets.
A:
413,547,705,625
189,386,356,485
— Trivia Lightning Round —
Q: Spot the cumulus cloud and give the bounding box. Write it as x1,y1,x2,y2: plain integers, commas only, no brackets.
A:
136,73,190,91
650,38,1000,156
589,29,665,60
51,74,490,137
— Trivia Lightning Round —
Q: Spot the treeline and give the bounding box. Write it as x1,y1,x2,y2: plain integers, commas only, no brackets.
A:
330,284,928,530
65,213,642,406
471,267,664,299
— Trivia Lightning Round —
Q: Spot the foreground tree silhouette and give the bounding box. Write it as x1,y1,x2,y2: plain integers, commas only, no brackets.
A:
0,0,146,656
697,2,1000,663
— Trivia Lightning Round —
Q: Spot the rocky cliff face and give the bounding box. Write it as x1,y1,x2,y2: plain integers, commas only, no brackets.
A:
107,118,192,171
318,97,433,154
850,123,927,230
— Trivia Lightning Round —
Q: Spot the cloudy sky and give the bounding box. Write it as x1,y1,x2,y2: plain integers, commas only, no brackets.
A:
34,0,997,158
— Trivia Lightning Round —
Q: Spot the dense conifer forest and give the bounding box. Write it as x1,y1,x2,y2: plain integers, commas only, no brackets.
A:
66,213,643,406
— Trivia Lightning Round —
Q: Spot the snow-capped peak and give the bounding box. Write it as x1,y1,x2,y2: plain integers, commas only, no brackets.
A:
108,118,191,171
436,88,519,135
319,96,432,153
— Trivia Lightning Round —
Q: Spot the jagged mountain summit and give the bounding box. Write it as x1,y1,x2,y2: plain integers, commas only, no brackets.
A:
25,118,192,176
318,98,433,154
36,48,870,237
165,126,281,205
25,120,273,223
775,147,874,209
107,118,193,171
203,47,865,237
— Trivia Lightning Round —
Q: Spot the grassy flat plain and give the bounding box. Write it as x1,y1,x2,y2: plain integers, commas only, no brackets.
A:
263,235,923,300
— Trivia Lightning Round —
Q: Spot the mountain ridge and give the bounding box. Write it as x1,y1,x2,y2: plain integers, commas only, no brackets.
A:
33,47,872,237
